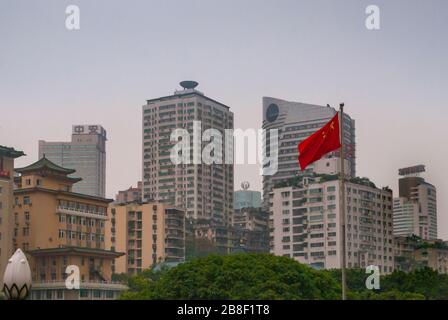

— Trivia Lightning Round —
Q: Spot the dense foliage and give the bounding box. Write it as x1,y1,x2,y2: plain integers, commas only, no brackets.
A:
120,253,341,300
119,253,448,300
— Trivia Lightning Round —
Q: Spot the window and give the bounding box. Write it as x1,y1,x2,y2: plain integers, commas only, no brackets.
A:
310,242,324,248
80,290,89,298
23,196,30,205
25,212,30,221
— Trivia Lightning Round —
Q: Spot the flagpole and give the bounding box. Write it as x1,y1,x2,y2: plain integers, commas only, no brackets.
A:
339,103,347,300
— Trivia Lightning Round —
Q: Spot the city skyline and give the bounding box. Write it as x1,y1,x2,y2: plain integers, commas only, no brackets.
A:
1,0,447,237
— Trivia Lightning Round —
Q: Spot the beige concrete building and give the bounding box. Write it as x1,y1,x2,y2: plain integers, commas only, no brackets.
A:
106,202,185,275
13,157,126,299
395,236,448,273
0,146,24,288
142,81,234,227
270,175,394,273
115,182,142,204
233,207,269,232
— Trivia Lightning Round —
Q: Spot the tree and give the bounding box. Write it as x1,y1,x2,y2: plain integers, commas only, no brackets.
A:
120,253,341,300
119,254,448,300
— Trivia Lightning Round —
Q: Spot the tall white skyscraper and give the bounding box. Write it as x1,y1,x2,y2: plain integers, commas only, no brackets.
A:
142,81,234,225
393,165,437,240
262,97,356,210
38,125,107,197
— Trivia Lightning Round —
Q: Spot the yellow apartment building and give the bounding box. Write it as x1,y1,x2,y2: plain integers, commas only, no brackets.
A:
13,156,126,299
106,202,185,275
0,146,25,288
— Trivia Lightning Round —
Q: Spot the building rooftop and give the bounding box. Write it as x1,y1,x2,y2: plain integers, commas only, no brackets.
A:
14,186,113,203
0,145,25,158
26,246,124,258
16,155,76,175
145,81,230,110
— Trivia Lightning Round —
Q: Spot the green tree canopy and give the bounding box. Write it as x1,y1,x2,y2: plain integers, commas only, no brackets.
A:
120,253,341,300
119,255,448,300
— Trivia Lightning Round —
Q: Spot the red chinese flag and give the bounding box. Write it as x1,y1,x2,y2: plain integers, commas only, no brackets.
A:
298,113,341,171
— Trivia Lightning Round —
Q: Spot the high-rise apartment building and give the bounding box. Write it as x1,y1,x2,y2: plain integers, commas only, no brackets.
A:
106,202,185,275
13,157,126,300
262,97,356,210
142,81,234,225
270,175,394,273
0,146,24,287
393,165,437,240
38,125,107,197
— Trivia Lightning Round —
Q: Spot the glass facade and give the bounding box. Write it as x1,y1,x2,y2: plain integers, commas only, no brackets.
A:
38,125,107,197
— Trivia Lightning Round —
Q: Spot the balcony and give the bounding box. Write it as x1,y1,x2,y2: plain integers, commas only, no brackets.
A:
32,280,128,291
57,206,107,220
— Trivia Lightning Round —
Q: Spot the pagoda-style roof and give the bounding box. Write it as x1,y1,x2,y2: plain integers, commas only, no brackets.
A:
16,156,76,175
26,246,124,258
0,145,25,158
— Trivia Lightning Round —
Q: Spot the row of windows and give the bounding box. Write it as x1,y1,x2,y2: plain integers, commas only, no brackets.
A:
58,229,104,242
59,214,105,227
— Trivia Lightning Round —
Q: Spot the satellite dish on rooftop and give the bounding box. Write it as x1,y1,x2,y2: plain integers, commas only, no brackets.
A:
180,80,199,90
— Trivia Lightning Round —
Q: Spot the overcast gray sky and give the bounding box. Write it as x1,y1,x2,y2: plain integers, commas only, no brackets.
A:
1,0,447,236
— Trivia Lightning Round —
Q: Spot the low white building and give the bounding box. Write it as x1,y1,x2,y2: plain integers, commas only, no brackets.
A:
269,175,394,273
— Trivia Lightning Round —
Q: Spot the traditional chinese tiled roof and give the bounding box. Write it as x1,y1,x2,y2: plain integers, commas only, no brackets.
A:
15,156,76,175
26,246,124,258
0,145,25,158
